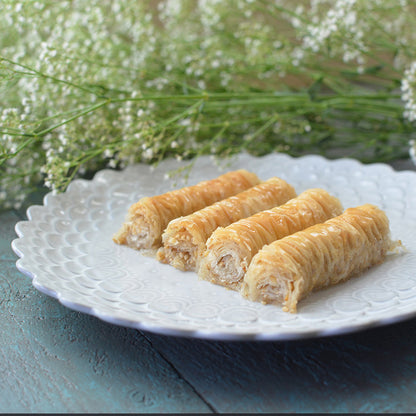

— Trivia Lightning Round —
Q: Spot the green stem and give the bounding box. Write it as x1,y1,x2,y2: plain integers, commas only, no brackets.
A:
0,100,110,165
0,56,104,97
157,99,204,129
261,0,311,25
243,114,279,147
0,136,36,167
35,100,110,136
199,122,230,153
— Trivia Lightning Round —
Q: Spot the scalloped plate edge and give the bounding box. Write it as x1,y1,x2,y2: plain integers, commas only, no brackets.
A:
10,152,416,341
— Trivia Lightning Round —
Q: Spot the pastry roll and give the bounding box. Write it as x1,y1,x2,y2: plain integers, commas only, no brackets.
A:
242,204,397,313
198,188,343,290
157,177,296,271
113,169,260,250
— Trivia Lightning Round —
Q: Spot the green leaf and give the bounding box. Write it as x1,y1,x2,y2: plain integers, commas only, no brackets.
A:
307,76,324,101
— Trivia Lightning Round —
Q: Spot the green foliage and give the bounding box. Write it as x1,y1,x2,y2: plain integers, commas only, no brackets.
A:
1,0,416,210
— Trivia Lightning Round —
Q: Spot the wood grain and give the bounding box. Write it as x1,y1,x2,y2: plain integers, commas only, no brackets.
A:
1,210,212,413
144,322,416,413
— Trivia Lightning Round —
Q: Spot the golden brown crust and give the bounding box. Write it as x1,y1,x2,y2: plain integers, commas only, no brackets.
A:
198,188,343,290
242,204,396,313
113,169,260,249
157,177,296,271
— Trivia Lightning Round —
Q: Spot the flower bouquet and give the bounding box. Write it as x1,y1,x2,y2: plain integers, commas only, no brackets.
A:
1,0,415,210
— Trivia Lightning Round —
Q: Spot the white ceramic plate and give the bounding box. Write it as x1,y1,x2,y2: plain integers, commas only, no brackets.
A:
12,153,416,341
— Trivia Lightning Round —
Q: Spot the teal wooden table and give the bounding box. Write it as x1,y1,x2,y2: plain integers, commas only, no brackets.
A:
2,159,416,414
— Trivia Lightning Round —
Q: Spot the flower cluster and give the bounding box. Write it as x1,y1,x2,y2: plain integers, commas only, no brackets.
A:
299,0,367,69
1,0,416,211
402,62,416,123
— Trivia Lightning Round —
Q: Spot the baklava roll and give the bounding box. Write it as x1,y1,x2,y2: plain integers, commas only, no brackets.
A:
157,177,296,271
242,204,397,313
113,169,260,250
198,188,343,290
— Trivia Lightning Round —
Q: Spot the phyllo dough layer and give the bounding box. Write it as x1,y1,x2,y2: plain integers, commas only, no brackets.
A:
242,204,397,313
113,169,260,250
157,177,296,271
198,188,343,290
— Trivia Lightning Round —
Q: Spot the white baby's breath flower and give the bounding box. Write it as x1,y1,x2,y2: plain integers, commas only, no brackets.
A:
143,147,154,160
108,159,117,168
179,118,191,127
402,62,416,123
300,0,367,67
104,148,114,158
197,80,206,90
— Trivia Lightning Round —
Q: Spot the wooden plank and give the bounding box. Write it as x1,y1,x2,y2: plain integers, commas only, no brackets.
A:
0,210,21,261
143,319,416,413
388,158,416,171
1,211,213,413
14,188,49,220
0,263,213,413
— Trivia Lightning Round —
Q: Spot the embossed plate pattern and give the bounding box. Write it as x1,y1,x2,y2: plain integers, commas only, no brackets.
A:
12,153,416,340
